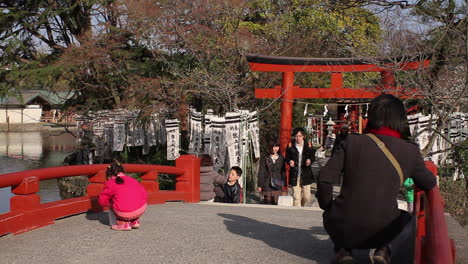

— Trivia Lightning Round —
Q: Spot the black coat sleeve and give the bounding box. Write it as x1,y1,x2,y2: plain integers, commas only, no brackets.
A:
285,146,293,164
316,142,345,210
232,184,241,203
411,149,437,191
306,145,316,163
310,147,316,162
280,155,286,186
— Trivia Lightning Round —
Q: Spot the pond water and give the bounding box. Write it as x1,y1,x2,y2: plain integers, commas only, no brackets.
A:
0,131,79,213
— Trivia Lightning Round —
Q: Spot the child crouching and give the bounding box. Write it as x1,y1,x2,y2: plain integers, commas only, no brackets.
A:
98,162,148,231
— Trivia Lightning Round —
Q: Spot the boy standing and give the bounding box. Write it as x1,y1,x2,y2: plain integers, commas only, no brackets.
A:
285,127,315,207
221,166,243,203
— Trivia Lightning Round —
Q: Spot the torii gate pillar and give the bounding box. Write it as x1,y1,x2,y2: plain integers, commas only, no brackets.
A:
280,72,295,153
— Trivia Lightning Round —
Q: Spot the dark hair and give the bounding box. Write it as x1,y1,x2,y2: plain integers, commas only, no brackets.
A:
230,166,243,177
339,126,349,135
366,94,411,140
292,127,305,136
268,141,281,155
291,127,306,144
106,162,125,184
200,154,213,166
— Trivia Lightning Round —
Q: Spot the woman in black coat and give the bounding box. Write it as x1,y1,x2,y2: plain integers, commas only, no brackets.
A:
316,94,436,264
257,142,286,205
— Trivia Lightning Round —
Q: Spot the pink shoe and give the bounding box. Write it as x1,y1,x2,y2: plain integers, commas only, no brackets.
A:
130,219,140,229
111,223,131,231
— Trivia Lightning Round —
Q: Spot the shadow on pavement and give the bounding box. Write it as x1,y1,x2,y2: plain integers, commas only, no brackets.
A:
85,211,109,226
219,213,334,263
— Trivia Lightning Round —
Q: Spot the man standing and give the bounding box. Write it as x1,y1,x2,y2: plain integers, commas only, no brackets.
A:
285,127,315,207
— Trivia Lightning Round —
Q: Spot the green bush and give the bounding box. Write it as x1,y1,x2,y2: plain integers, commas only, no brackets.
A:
439,176,467,227
438,140,468,227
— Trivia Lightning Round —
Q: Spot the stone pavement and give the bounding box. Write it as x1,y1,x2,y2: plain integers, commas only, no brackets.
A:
0,203,336,264
0,199,465,263
445,213,468,264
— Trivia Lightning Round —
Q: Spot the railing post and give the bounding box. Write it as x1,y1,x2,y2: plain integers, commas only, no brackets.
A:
9,176,54,234
420,161,454,264
10,176,40,211
140,170,160,204
86,170,107,197
140,170,160,192
86,170,107,211
175,155,200,203
414,189,425,264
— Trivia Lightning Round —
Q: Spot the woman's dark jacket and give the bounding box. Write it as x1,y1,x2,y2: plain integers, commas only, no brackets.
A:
257,154,286,191
316,133,436,248
285,142,315,186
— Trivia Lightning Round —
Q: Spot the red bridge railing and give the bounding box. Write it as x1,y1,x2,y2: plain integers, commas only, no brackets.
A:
414,161,456,264
0,155,200,236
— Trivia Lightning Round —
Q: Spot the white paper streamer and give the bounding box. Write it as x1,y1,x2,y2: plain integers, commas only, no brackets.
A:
113,117,126,151
104,122,114,157
189,109,203,155
165,119,180,160
203,109,214,152
248,111,260,159
225,112,241,167
210,116,226,171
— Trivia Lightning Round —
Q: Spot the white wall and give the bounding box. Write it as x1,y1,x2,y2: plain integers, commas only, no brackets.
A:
0,105,42,124
0,109,6,123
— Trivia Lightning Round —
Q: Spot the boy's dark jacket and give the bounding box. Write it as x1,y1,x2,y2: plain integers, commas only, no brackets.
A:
285,142,316,186
221,181,242,203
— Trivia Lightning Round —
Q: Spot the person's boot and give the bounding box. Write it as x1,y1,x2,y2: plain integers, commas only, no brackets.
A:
373,246,391,264
111,223,131,231
330,248,354,264
130,218,140,229
111,220,131,231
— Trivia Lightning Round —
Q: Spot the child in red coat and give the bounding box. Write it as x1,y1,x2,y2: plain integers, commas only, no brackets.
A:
98,162,148,231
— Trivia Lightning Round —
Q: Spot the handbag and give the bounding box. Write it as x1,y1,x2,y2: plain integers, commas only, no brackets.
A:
367,133,415,263
269,177,283,190
265,156,283,190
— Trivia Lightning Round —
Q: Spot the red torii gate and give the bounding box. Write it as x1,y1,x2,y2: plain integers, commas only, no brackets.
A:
245,53,430,154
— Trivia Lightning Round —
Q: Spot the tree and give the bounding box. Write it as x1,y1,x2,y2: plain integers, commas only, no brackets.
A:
0,1,95,92
373,1,466,157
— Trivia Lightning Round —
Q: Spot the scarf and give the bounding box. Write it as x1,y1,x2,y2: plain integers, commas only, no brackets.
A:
369,126,401,139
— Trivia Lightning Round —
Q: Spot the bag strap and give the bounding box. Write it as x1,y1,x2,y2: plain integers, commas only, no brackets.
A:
366,133,404,186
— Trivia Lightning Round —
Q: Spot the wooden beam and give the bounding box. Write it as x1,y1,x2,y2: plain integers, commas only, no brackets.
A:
255,87,422,99
248,60,430,73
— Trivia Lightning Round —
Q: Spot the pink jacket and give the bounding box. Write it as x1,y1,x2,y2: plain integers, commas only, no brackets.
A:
98,174,147,213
